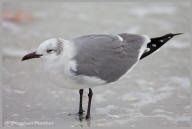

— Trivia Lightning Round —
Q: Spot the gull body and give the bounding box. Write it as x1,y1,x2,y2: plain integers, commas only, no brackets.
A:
36,34,149,89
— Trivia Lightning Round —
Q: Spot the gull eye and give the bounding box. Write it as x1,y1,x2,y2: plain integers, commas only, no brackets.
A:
47,49,54,53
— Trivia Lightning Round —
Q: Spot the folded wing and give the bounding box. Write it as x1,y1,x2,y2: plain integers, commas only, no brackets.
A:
71,33,149,83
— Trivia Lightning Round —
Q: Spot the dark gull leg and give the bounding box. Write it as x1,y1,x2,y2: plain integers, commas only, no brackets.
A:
86,88,93,119
78,89,84,115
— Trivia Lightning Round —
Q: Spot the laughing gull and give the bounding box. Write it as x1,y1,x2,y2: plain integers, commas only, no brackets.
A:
22,33,182,119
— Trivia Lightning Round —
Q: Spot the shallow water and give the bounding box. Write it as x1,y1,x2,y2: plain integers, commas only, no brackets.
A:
1,2,191,127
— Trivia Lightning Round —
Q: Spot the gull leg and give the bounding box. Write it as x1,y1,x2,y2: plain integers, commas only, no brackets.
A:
78,89,84,115
86,88,93,119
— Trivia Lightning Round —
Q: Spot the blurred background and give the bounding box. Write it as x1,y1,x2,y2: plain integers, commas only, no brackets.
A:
1,1,191,127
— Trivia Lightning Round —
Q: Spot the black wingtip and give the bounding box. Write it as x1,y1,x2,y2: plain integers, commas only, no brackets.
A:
140,32,183,60
171,33,184,36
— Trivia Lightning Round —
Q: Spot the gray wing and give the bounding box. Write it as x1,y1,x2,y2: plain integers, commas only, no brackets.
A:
71,33,148,83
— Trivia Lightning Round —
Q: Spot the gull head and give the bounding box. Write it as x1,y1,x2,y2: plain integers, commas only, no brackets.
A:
22,38,64,62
